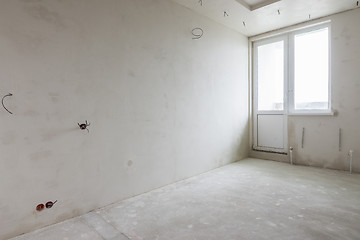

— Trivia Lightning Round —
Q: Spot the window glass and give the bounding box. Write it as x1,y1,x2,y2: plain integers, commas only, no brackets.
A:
257,41,284,111
294,28,329,110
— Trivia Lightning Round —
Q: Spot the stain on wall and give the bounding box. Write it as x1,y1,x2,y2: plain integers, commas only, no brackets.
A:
23,3,66,30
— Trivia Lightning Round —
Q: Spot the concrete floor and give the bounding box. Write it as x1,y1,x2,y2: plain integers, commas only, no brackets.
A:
10,158,360,240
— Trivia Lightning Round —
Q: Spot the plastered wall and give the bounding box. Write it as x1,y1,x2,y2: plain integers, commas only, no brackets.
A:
0,0,249,239
251,8,360,173
288,8,360,172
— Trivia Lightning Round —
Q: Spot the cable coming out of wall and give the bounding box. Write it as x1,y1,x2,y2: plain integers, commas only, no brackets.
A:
2,93,13,114
191,28,203,39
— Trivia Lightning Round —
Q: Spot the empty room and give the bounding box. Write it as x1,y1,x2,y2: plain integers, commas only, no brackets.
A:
1,0,359,239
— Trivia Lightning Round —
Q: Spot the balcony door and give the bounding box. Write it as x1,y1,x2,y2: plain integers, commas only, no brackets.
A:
253,36,288,153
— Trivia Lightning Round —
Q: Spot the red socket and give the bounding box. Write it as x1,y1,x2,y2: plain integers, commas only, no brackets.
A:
36,204,45,211
36,200,57,211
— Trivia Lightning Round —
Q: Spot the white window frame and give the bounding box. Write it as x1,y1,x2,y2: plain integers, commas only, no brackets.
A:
253,35,288,115
252,22,332,116
288,23,332,115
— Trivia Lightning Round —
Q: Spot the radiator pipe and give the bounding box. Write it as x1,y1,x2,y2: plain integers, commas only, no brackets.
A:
301,128,305,148
349,150,354,174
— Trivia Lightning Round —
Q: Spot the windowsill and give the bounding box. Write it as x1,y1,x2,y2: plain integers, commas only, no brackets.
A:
288,110,334,116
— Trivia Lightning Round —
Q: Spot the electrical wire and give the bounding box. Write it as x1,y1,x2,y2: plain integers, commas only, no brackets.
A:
2,93,13,114
191,28,203,39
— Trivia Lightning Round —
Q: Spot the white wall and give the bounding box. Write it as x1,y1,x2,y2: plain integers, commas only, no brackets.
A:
289,8,360,171
250,8,360,173
0,0,249,239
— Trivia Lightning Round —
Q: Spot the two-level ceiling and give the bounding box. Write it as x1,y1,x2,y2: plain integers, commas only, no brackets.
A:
170,0,359,36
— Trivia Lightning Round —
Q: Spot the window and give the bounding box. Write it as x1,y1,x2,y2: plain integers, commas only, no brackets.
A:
292,27,329,112
253,23,331,115
257,40,284,111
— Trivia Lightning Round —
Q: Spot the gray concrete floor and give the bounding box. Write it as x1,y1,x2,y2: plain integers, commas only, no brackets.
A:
10,158,360,240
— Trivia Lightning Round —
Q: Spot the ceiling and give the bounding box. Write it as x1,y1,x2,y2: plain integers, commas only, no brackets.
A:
170,0,359,36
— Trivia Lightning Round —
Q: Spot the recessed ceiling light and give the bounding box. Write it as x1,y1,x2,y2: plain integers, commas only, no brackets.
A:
236,0,282,11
